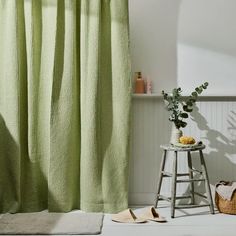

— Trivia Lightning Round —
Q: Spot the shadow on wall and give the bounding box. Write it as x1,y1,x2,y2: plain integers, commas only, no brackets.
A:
177,105,236,208
192,106,236,182
190,106,236,196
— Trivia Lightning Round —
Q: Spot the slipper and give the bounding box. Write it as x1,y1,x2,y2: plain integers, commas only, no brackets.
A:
112,209,147,223
140,207,167,223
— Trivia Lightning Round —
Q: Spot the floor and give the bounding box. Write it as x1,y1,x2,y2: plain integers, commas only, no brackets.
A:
1,204,235,236
100,204,236,236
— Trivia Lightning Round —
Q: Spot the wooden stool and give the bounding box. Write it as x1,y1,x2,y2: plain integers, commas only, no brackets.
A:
154,144,215,218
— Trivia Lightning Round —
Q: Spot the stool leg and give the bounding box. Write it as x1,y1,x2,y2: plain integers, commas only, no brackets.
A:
199,150,215,214
171,151,178,218
187,151,195,205
154,150,167,208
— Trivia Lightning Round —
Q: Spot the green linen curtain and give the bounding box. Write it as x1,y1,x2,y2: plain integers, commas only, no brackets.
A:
0,0,131,213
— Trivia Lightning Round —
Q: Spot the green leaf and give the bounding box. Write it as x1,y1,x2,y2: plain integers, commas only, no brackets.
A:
183,105,188,111
183,105,193,112
191,91,198,98
180,113,188,118
180,121,187,128
188,97,196,102
195,87,203,94
186,101,193,106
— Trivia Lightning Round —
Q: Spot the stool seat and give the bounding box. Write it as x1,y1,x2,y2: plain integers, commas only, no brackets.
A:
154,143,215,218
160,144,205,152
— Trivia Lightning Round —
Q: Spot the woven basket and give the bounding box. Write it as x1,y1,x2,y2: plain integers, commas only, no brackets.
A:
215,191,236,215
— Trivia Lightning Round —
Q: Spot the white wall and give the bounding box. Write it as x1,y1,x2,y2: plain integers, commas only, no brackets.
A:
129,0,236,206
178,0,236,95
128,0,180,205
129,0,181,93
178,44,236,95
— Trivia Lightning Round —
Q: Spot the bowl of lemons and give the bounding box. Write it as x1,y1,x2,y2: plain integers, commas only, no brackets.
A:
173,136,201,148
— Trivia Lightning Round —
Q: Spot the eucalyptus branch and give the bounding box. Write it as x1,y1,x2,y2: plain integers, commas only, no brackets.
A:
162,82,209,129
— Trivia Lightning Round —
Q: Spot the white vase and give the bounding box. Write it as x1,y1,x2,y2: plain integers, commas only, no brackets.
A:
170,127,183,144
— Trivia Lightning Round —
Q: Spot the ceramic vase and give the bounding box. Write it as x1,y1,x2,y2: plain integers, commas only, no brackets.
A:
170,127,183,144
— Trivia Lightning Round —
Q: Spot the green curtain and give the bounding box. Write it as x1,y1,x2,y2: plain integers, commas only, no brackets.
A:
0,0,131,213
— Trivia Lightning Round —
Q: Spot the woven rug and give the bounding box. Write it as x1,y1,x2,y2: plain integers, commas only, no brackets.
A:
0,212,104,235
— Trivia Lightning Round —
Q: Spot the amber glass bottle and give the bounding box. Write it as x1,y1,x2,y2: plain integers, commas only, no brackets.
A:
134,72,145,94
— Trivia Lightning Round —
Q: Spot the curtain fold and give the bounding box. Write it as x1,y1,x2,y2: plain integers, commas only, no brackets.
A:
0,0,131,213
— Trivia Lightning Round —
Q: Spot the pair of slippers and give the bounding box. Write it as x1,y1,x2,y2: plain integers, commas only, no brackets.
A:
112,207,167,223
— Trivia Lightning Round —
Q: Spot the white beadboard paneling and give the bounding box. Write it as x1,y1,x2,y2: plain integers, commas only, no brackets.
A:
129,98,236,205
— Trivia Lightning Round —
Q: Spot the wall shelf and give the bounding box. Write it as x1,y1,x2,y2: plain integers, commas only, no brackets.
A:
132,93,162,98
132,93,236,101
